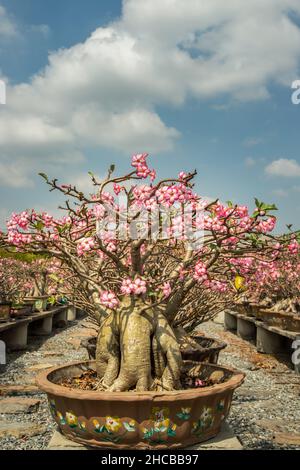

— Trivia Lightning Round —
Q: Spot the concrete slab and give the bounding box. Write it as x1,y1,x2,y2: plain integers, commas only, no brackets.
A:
47,423,242,450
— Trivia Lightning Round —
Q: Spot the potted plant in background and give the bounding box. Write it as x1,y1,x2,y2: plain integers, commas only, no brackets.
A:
0,258,30,321
3,153,296,449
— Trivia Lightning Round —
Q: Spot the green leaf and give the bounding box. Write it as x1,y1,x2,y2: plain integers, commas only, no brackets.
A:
38,172,48,182
123,422,135,432
261,203,278,211
167,428,177,437
254,197,262,209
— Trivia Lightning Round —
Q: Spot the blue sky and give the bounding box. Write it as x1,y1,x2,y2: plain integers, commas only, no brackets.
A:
0,0,300,233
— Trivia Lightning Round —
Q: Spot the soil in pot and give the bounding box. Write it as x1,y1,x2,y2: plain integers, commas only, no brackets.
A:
57,364,227,392
37,360,245,450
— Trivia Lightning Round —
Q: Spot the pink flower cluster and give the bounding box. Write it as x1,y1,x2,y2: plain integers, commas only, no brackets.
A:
288,239,299,254
41,212,54,227
121,277,147,295
7,231,32,246
131,153,156,181
156,184,196,208
206,280,228,293
77,237,95,256
194,261,208,282
93,204,106,220
133,185,153,203
100,291,119,309
162,282,172,298
113,183,126,195
256,217,276,234
7,211,31,231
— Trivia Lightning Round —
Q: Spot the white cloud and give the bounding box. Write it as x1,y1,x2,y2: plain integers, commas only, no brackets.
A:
0,5,18,38
1,0,300,186
265,158,300,177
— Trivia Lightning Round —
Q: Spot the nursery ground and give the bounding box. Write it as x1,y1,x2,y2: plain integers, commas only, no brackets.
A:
0,315,300,450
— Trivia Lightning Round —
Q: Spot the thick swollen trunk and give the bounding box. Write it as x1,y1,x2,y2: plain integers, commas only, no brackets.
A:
95,299,182,392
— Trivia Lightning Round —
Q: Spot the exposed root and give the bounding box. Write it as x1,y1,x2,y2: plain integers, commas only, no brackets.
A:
95,301,183,392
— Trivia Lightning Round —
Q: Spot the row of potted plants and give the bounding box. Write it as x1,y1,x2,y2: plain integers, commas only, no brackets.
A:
234,301,300,332
0,295,69,322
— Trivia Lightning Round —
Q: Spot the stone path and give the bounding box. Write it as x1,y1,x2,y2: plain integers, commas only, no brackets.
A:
199,317,300,449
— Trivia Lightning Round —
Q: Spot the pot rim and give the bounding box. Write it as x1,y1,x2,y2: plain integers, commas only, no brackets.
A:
190,333,227,352
36,360,245,402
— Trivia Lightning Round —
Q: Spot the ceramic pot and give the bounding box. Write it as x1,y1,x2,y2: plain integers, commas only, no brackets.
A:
36,360,245,450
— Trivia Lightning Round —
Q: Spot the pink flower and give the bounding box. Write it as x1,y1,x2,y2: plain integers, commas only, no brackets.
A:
113,183,123,195
100,291,119,309
77,237,95,256
194,261,208,282
150,169,156,181
162,282,172,298
93,204,105,220
120,277,147,295
178,171,188,181
288,240,299,255
194,379,205,387
131,153,148,167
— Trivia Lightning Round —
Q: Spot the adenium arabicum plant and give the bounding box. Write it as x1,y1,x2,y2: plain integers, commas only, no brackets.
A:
2,153,297,391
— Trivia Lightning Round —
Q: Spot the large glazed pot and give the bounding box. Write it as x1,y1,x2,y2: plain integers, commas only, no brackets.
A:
36,360,245,450
82,334,227,364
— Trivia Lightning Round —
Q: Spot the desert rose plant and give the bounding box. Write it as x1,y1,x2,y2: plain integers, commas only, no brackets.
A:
2,153,294,391
233,237,300,313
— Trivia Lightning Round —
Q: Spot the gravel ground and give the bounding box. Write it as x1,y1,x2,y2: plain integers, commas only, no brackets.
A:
0,318,89,450
199,319,300,450
0,315,300,450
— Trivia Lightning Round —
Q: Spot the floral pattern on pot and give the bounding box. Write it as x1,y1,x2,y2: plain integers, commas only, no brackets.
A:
65,411,78,428
91,417,137,443
142,407,177,444
192,407,214,436
217,399,226,413
56,411,66,426
176,407,191,421
47,399,230,445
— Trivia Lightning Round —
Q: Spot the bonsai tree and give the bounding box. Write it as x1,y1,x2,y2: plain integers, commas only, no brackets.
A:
3,153,290,391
